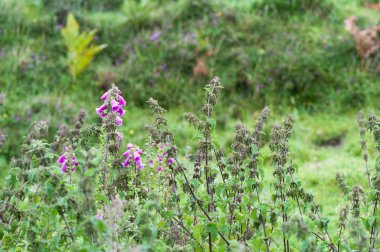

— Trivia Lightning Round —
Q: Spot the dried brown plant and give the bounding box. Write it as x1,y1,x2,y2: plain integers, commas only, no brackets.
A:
344,16,380,59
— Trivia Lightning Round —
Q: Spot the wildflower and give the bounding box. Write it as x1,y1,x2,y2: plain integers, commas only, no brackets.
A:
116,116,122,126
149,143,174,172
121,143,144,170
96,213,103,220
117,108,126,116
150,31,161,41
122,157,131,168
101,91,109,100
96,84,127,127
118,95,126,106
58,154,66,164
96,103,107,118
123,150,130,157
57,146,78,173
111,99,120,111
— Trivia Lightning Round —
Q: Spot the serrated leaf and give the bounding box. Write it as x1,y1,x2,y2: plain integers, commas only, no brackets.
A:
205,222,218,241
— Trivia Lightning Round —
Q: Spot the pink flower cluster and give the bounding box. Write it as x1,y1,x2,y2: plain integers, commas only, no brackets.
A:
122,143,144,170
57,147,79,173
96,86,127,127
148,143,174,172
96,213,103,220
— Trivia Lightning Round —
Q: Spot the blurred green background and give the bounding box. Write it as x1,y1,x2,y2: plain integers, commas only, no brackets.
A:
0,0,379,214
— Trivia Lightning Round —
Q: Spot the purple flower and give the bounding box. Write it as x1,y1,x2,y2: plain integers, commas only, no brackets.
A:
118,95,126,107
110,99,119,111
149,160,153,167
150,31,161,41
58,146,79,173
101,91,109,100
167,158,174,165
123,150,130,157
121,144,145,169
97,86,127,127
96,103,107,118
117,108,126,116
96,213,103,220
127,143,134,149
61,161,67,173
122,157,131,167
133,151,141,163
116,116,122,126
58,154,66,164
157,166,162,172
137,162,144,170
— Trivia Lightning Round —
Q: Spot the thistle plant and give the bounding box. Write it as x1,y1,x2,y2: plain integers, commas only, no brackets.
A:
1,79,380,251
367,112,380,249
0,93,6,149
358,111,370,186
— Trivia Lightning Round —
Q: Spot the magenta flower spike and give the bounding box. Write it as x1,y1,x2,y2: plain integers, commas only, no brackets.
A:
133,151,141,163
115,116,122,126
122,158,130,168
118,95,126,107
117,108,126,116
127,143,134,149
137,162,144,170
138,149,143,154
96,103,107,118
58,154,66,164
101,91,109,100
123,150,130,157
167,158,174,165
61,161,67,172
110,99,120,112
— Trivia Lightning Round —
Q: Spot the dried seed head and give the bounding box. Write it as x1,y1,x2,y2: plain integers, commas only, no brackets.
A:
338,205,349,229
252,106,270,147
336,173,350,195
205,77,223,108
147,97,167,114
184,112,203,131
27,120,49,142
351,185,365,217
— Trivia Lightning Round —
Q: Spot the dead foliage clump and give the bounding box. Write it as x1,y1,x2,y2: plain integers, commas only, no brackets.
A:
344,16,380,59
